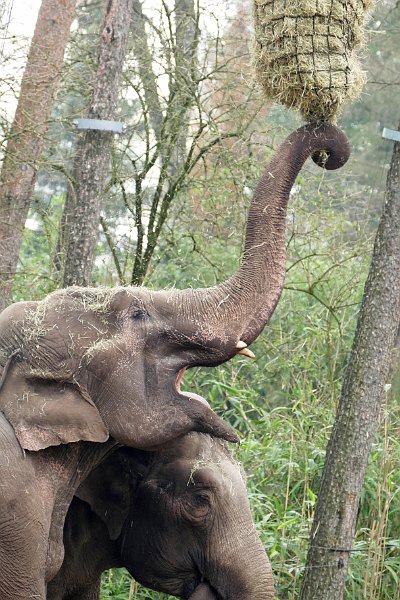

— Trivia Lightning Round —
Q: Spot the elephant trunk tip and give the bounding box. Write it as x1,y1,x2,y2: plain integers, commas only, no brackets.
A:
308,122,350,170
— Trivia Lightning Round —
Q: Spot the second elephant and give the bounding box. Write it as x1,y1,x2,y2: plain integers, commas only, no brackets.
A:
48,432,274,600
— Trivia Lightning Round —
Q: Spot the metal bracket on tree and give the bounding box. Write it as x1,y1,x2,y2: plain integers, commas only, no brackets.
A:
382,127,400,142
72,118,125,134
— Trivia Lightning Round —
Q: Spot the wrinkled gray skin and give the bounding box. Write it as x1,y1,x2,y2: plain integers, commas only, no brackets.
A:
0,123,349,598
48,432,274,600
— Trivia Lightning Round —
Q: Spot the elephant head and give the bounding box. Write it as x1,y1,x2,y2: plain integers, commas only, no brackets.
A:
0,123,349,451
118,433,274,598
49,432,274,600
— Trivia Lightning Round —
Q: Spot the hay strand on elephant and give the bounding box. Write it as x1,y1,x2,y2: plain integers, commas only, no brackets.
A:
252,0,373,122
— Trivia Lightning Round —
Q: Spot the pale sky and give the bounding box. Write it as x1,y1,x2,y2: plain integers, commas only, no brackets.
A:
1,0,40,119
3,0,41,39
1,0,233,123
3,0,231,40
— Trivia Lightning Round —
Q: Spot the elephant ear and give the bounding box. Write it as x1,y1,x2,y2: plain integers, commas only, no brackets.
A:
0,360,108,451
76,450,142,540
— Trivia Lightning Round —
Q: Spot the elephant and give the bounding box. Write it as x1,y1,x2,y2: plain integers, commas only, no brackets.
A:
0,122,350,598
47,432,274,600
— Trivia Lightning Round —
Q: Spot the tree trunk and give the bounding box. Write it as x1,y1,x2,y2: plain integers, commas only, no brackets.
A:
61,0,132,288
0,0,76,312
131,0,164,144
171,0,199,173
299,125,400,600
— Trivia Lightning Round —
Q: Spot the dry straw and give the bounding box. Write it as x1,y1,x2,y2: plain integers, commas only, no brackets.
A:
253,0,373,122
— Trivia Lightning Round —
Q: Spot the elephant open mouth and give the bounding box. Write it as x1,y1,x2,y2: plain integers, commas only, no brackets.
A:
172,366,239,444
176,367,210,407
176,367,187,393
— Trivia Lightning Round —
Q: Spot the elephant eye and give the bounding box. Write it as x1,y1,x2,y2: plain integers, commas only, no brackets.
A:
183,490,212,522
193,493,210,508
130,306,147,320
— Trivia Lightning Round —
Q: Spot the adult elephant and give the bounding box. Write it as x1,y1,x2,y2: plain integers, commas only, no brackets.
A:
0,122,349,598
47,432,274,600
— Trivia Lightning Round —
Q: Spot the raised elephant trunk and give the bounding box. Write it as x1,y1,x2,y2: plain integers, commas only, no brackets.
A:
175,122,350,357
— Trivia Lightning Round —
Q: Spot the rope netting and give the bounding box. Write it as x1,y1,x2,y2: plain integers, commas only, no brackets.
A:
253,0,373,122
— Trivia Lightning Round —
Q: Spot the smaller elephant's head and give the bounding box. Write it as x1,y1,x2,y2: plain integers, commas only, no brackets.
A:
75,432,274,600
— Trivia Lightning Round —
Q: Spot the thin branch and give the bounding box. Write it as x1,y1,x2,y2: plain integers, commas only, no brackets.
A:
284,285,342,329
100,215,125,285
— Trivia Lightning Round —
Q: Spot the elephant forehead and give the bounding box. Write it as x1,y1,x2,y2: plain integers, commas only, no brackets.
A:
34,287,134,333
46,285,124,311
153,455,246,495
21,302,54,341
18,293,123,360
190,460,247,491
156,434,242,472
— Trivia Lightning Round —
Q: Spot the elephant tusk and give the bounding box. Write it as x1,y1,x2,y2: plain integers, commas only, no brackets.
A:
235,340,248,349
235,340,256,358
237,348,256,359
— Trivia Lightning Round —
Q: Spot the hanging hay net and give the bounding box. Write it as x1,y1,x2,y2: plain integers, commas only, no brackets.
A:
253,0,373,122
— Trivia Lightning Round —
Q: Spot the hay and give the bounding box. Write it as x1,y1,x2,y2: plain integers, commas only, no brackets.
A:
23,303,51,341
253,0,373,121
47,286,122,314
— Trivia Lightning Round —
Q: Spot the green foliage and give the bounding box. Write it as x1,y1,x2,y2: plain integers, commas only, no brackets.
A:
12,194,64,303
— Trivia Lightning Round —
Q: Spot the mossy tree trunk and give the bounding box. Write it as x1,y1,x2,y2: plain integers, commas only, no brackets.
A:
0,0,76,312
61,0,132,287
299,127,400,600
